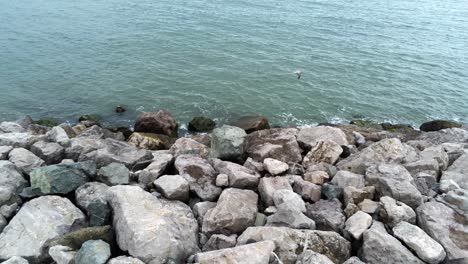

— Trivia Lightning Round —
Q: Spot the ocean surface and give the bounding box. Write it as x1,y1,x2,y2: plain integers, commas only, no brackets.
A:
1,0,467,128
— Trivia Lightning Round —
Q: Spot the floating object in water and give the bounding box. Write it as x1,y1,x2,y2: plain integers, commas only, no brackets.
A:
294,70,302,80
115,105,126,113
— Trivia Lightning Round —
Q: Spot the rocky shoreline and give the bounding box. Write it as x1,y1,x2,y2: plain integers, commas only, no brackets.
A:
0,110,467,264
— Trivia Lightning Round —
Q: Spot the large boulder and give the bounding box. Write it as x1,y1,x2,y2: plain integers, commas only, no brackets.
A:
213,159,260,189
420,120,462,132
237,226,351,264
417,201,468,261
210,125,247,161
0,196,85,262
297,126,349,151
365,164,422,208
169,137,210,158
106,185,199,263
440,152,468,190
229,116,270,134
194,241,275,264
8,148,45,174
31,141,64,164
244,128,302,163
303,140,343,167
337,138,417,174
75,182,110,226
134,110,178,137
306,199,345,233
202,188,258,235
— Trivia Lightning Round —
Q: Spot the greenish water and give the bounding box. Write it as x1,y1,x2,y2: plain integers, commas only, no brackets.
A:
1,0,467,128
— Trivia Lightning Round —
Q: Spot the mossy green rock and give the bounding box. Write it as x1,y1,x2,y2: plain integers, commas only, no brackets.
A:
188,117,216,132
47,226,114,251
381,123,414,133
34,118,58,127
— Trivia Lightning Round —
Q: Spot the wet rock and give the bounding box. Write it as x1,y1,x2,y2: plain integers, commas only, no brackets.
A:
169,137,210,158
297,126,349,150
258,176,292,206
263,158,289,175
127,132,165,150
366,164,422,208
30,141,64,164
134,110,178,137
188,116,216,132
303,140,343,167
202,234,237,252
202,188,258,235
343,186,375,206
331,170,365,189
97,162,130,186
49,245,76,264
106,185,199,263
229,115,271,134
296,250,334,264
0,146,13,160
306,199,345,233
210,125,246,161
8,148,45,174
393,221,446,264
213,159,260,189
379,196,416,228
74,239,111,264
440,153,468,190
344,211,372,240
303,170,329,185
0,132,43,148
420,120,462,132
154,175,189,202
245,128,302,163
195,241,275,264
0,196,85,262
293,179,321,202
107,256,145,264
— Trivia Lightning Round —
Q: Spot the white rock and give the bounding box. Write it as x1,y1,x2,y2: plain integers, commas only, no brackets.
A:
194,241,275,264
8,148,45,174
296,250,334,264
379,196,416,228
272,189,306,213
331,170,365,189
49,245,76,264
0,122,26,133
46,126,70,146
1,256,29,264
0,132,43,148
107,256,145,264
0,146,13,160
215,174,229,187
344,211,372,240
153,175,189,202
263,158,289,175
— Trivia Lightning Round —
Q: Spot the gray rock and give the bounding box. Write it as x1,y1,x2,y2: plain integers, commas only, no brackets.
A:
440,152,468,190
65,137,107,160
74,240,111,264
175,155,221,201
344,203,359,218
365,164,422,208
272,189,306,212
193,201,217,226
360,221,424,264
75,182,109,210
0,196,85,262
405,159,439,176
243,157,265,173
30,141,64,164
393,221,446,264
202,188,258,235
1,256,29,264
169,137,209,158
379,196,416,228
297,126,349,150
0,214,6,232
353,132,366,146
237,226,351,264
293,179,321,202
420,145,449,171
439,179,461,193
337,138,417,174
255,212,267,226
213,159,260,189
97,162,130,186
266,205,316,229
49,245,76,264
46,126,71,146
414,171,437,195
0,146,13,160
195,241,275,264
343,256,366,264
417,128,468,145
296,250,334,264
0,122,26,133
154,175,189,202
106,185,199,264
0,161,27,195
258,176,292,206
263,158,289,175
202,234,237,252
344,211,372,240
215,173,229,187
303,140,343,167
358,199,379,214
437,189,468,215
8,148,45,174
417,201,468,261
107,256,145,264
322,183,343,200
343,186,375,206
303,170,329,185
306,199,345,233
210,125,246,161
0,132,43,148
331,170,365,189
137,153,173,186
245,128,302,163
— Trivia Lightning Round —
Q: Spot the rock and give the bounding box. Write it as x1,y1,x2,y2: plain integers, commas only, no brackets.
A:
437,189,468,214
0,214,6,232
202,188,258,235
440,153,468,190
8,148,45,174
1,257,29,264
193,201,217,226
322,183,343,200
358,199,379,214
97,162,129,186
379,196,416,227
22,161,95,196
169,137,210,158
0,146,13,160
296,250,334,264
45,126,70,146
230,116,270,134
417,201,468,261
353,132,366,146
417,128,468,144
138,152,173,186
154,175,189,202
244,128,302,163
266,205,316,229
194,241,275,264
78,125,124,140
106,185,199,263
393,221,446,264
0,161,27,194
420,120,462,132
16,116,33,129
331,170,365,189
215,174,229,187
0,196,85,261
46,226,113,255
337,138,417,174
343,186,375,206
303,140,343,167
414,172,437,195
74,239,110,264
237,226,351,264
297,126,349,150
366,164,422,208
78,114,102,124
75,182,109,211
210,125,246,162
344,211,372,240
107,256,145,264
134,110,178,137
255,212,267,226
49,245,76,264
127,132,165,150
420,145,449,170
175,155,221,201
293,179,321,202
202,234,237,252
0,132,43,148
213,159,260,189
243,157,265,173
343,256,366,264
30,141,64,164
344,203,359,218
440,179,461,193
188,117,216,132
0,122,26,133
303,170,329,185
272,189,306,212
306,199,345,233
360,222,424,264
263,158,289,175
258,177,292,206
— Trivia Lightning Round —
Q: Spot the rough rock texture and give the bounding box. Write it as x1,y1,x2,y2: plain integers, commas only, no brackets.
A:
360,222,424,264
417,201,468,261
46,126,70,146
306,199,345,233
188,116,216,132
379,196,416,227
0,161,27,194
97,162,129,186
49,245,76,264
46,225,114,251
210,125,246,161
296,250,335,264
304,170,329,185
1,256,29,264
297,126,349,150
237,226,351,264
202,188,258,235
303,140,343,167
343,257,366,264
331,170,365,189
266,205,316,229
417,128,468,145
0,122,26,133
0,132,43,148
272,189,306,212
343,186,375,206
74,239,111,264
293,179,322,202
202,234,237,252
127,132,165,150
393,221,446,264
134,110,178,136
30,141,64,164
169,137,209,158
213,159,260,189
245,128,302,163
106,185,199,264
0,196,85,262
258,176,292,206
263,158,289,175
107,256,145,264
138,152,173,186
344,211,372,240
154,175,189,202
195,240,275,264
8,147,45,174
441,153,468,190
